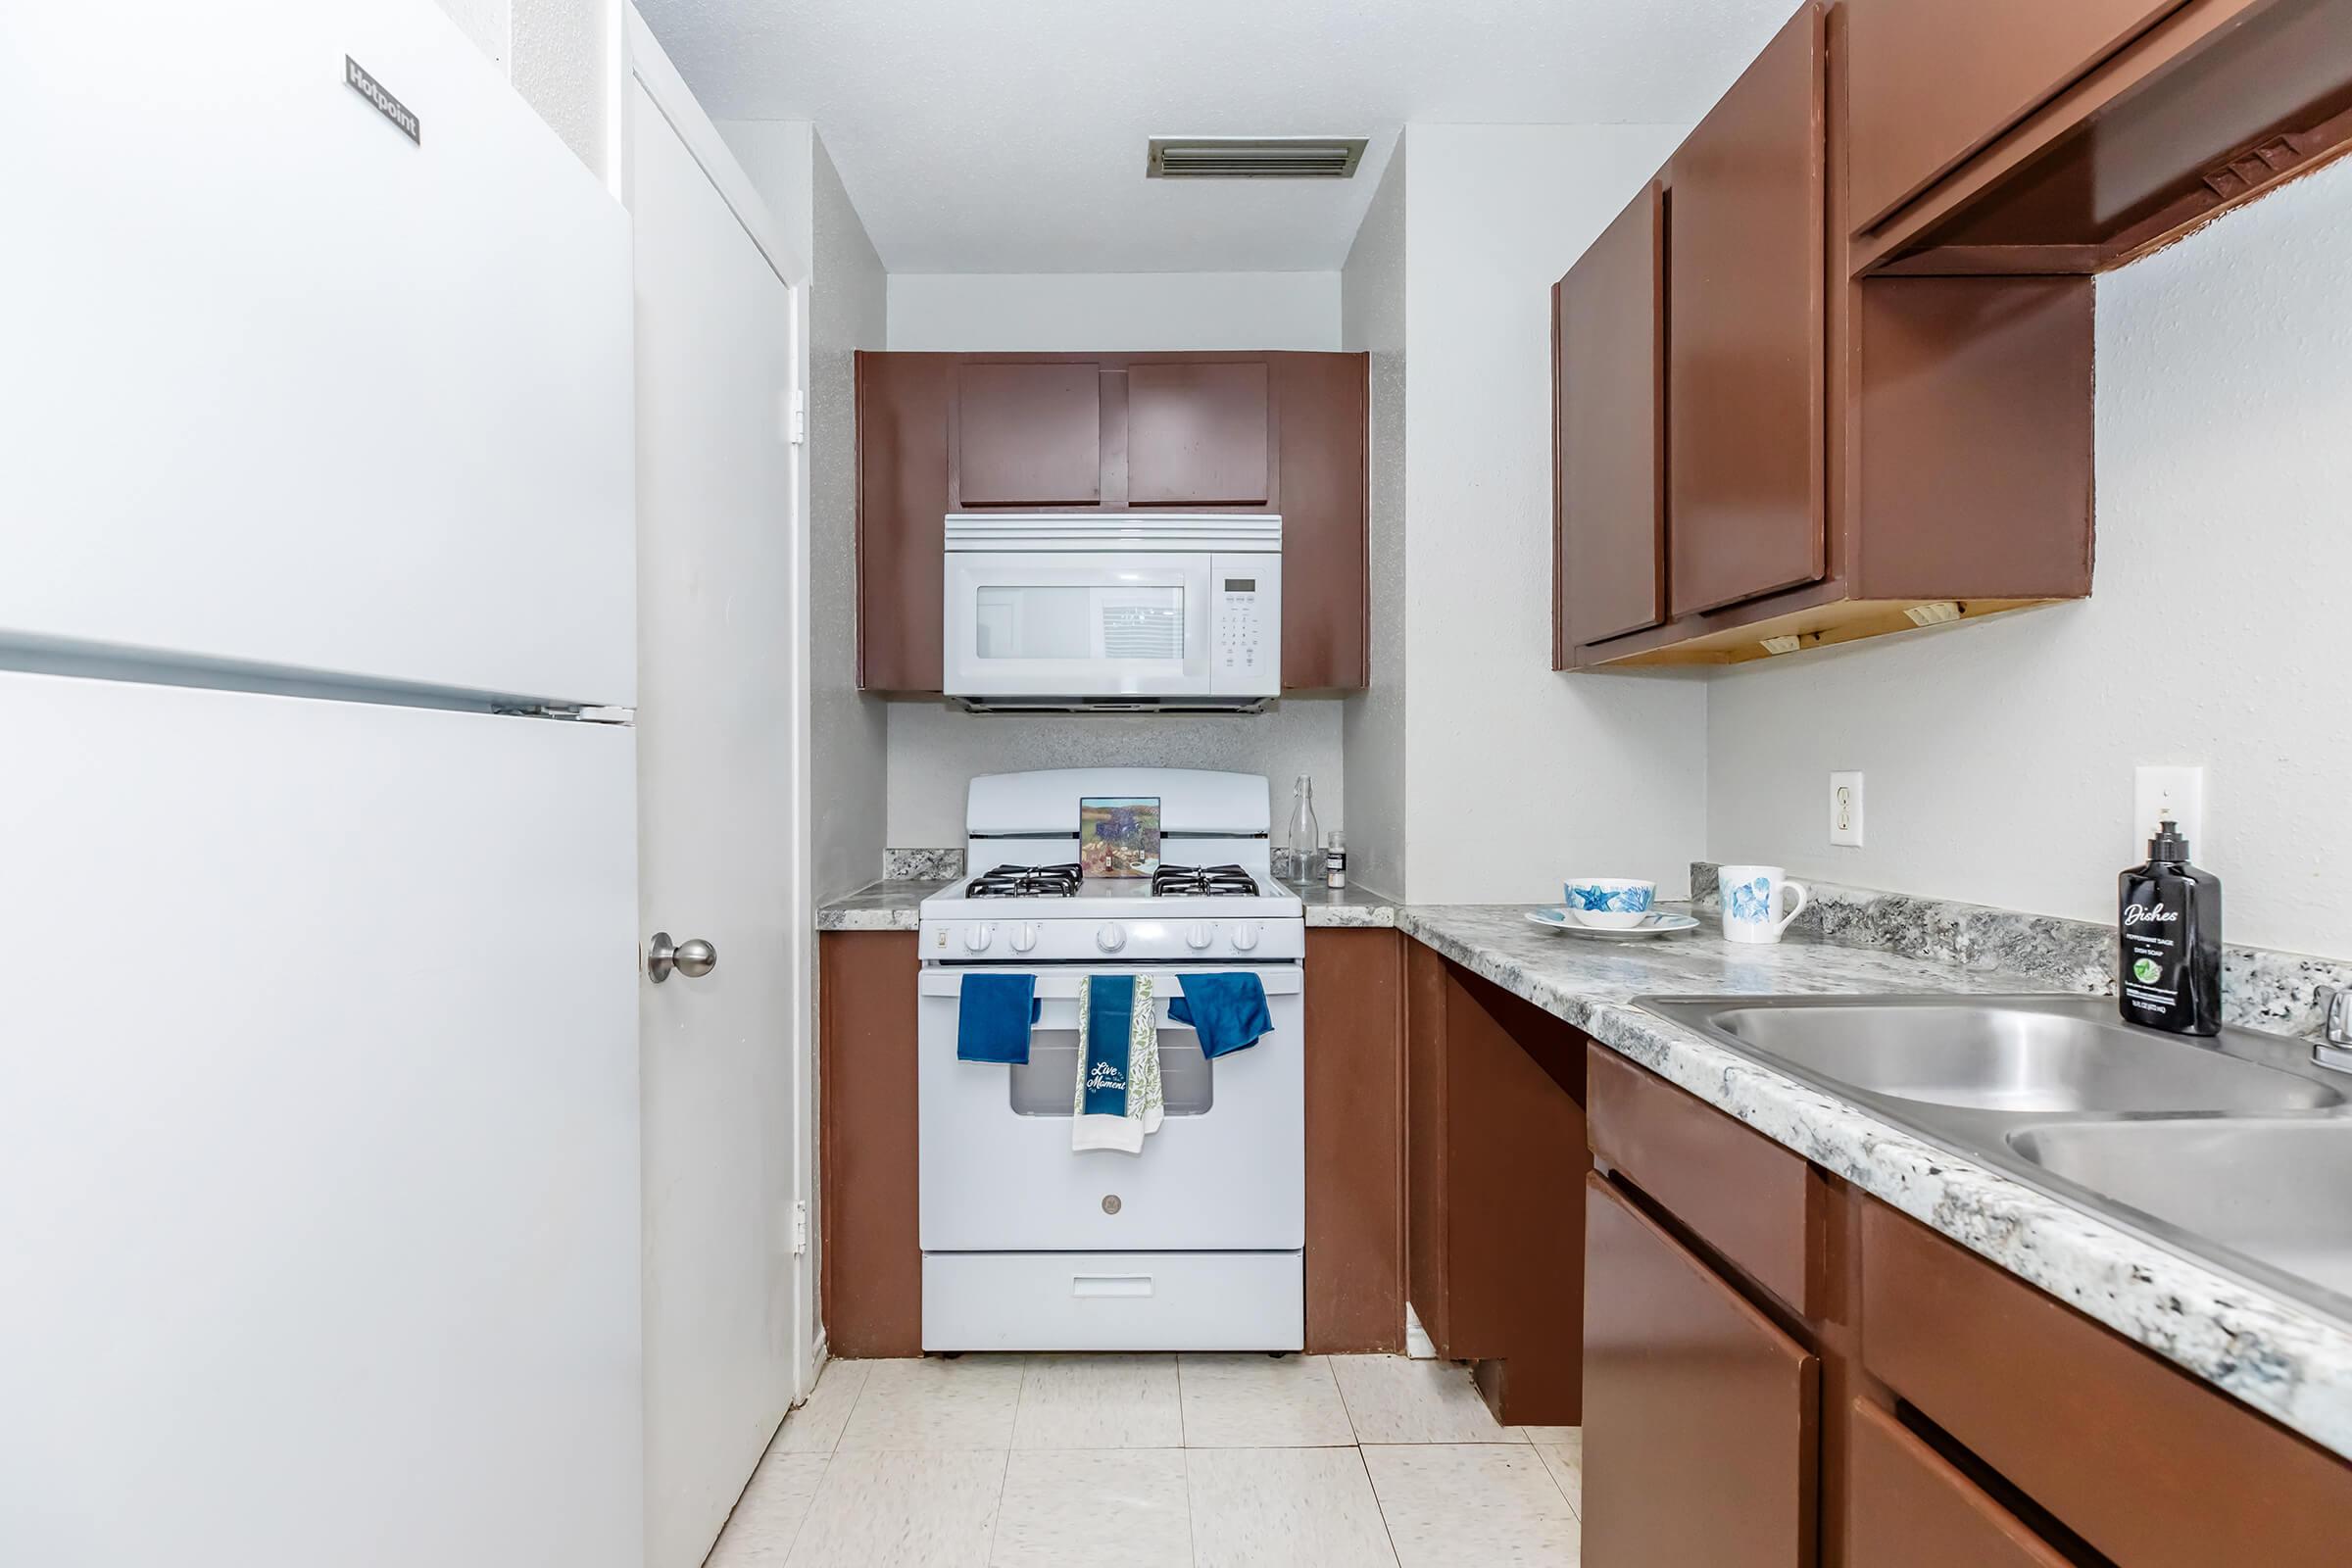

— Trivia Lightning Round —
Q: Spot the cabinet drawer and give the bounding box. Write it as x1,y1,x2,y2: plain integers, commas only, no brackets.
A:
922,1251,1302,1352
1586,1043,1819,1313
1848,1400,2068,1567
1861,1200,2352,1565
1585,1175,1818,1566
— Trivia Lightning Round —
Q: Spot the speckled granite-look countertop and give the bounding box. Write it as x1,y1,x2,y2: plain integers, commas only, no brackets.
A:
1396,903,2352,1462
814,879,945,931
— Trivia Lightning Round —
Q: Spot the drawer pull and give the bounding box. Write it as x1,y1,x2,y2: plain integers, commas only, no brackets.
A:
1071,1274,1153,1298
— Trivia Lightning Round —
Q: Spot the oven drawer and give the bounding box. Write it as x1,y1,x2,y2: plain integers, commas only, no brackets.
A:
922,1250,1303,1351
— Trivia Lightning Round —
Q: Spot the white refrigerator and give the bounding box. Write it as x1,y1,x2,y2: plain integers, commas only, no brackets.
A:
0,4,643,1564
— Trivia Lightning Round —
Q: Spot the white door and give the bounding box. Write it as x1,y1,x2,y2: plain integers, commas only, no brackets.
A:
628,70,810,1568
0,672,642,1567
0,0,634,704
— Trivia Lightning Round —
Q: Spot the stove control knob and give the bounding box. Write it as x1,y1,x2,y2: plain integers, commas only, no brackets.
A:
1232,920,1260,953
1010,922,1040,955
1185,921,1214,952
962,922,995,954
1095,923,1127,954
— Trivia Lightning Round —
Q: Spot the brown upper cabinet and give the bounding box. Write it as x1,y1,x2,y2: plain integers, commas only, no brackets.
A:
1853,0,2352,275
1551,184,1666,654
1666,2,1827,619
953,362,1102,507
857,351,1368,694
1557,0,2352,669
1844,0,2185,234
1127,363,1273,506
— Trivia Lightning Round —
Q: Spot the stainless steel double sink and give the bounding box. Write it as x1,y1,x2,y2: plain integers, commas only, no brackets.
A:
1638,994,2352,1320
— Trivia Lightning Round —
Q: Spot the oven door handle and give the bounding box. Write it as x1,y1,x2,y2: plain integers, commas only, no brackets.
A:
917,967,1303,1001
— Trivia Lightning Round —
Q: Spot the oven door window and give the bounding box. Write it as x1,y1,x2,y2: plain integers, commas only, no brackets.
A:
1008,1030,1212,1117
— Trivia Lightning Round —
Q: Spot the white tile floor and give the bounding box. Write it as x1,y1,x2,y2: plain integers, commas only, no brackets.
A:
705,1353,1584,1567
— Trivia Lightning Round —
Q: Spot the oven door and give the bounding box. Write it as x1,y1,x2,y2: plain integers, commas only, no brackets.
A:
916,964,1304,1252
942,552,1212,699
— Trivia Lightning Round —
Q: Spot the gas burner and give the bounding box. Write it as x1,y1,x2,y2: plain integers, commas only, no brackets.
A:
1151,862,1260,899
965,862,1082,899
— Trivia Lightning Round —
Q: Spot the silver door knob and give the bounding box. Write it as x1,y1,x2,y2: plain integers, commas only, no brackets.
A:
647,932,717,982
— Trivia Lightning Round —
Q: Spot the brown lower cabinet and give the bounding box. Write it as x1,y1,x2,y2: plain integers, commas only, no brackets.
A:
1586,1039,2352,1564
1585,1175,1819,1566
1404,945,1591,1424
816,927,1408,1356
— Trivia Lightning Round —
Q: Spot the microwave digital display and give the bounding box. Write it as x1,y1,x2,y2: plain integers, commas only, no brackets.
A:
1224,578,1256,593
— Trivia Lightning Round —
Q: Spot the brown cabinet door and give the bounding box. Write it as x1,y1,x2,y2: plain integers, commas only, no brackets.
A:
1847,1400,2070,1568
1127,362,1272,506
1554,184,1666,653
1271,354,1367,690
1584,1173,1818,1567
856,351,955,693
953,362,1102,506
1667,2,1825,618
1845,0,2185,233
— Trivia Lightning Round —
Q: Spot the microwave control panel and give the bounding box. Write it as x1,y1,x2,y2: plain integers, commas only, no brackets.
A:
1209,553,1280,696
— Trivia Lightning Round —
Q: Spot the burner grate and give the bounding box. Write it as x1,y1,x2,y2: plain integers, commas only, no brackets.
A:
1151,862,1259,898
964,862,1083,899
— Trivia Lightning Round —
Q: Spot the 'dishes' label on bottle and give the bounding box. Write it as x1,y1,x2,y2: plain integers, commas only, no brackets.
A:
2117,841,2222,1036
2119,876,2188,1022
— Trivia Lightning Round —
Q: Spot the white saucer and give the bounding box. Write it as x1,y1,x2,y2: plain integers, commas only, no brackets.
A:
1526,907,1699,940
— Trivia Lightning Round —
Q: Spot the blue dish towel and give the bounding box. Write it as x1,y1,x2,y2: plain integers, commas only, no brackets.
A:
956,974,1041,1063
1169,973,1275,1058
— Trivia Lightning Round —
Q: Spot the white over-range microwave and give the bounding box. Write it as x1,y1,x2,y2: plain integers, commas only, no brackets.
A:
942,512,1281,711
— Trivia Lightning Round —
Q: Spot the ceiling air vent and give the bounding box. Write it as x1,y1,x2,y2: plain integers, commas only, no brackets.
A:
1147,136,1368,179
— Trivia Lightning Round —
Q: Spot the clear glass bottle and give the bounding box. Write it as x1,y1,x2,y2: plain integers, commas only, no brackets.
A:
1285,775,1321,886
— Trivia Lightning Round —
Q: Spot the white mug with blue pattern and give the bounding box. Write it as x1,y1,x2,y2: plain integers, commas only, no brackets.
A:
1718,864,1810,944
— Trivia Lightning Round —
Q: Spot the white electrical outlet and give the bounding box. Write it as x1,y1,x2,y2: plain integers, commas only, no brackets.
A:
1830,771,1864,848
2132,765,2206,858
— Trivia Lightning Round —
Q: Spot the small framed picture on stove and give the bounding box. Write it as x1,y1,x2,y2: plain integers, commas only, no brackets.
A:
1079,797,1162,878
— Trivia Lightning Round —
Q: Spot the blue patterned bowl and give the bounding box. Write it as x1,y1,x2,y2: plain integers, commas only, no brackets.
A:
1564,877,1656,929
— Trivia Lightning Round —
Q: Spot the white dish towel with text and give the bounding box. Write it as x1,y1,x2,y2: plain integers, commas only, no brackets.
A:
1072,974,1163,1154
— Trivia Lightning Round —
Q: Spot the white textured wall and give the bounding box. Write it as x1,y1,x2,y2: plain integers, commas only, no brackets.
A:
887,702,1345,849
883,267,1349,848
432,0,509,66
715,121,891,898
434,0,612,178
716,122,814,267
1341,139,1409,898
1708,156,2352,957
808,133,891,899
1400,124,1705,905
886,272,1342,352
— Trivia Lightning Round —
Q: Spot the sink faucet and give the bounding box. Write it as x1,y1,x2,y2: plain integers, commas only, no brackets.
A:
2317,987,2352,1074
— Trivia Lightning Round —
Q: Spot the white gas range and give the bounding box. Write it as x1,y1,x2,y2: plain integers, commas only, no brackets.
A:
916,767,1306,1352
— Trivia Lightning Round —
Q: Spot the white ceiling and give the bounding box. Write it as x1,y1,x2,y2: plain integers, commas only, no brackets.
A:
636,0,1795,273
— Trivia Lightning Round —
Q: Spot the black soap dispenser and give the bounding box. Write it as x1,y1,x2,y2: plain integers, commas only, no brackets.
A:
2118,818,2222,1035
